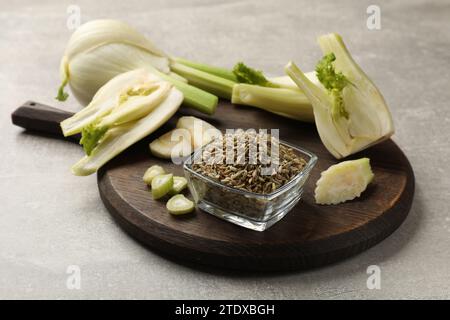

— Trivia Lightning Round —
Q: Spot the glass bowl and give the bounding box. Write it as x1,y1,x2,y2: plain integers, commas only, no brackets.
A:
183,140,317,231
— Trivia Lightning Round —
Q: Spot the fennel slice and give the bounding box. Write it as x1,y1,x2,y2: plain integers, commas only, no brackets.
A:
314,158,374,205
166,194,194,215
176,116,221,150
169,176,188,195
151,173,173,199
143,165,166,185
149,128,192,159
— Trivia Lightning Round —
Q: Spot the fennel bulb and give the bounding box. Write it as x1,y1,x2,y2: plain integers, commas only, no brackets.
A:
285,33,394,159
61,68,183,176
57,19,217,114
58,20,169,105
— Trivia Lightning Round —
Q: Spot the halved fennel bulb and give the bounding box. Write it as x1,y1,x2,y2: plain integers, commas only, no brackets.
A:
61,68,183,176
285,33,394,159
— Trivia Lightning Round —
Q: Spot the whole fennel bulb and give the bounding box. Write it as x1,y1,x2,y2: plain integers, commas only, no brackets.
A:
58,19,170,106
56,20,234,114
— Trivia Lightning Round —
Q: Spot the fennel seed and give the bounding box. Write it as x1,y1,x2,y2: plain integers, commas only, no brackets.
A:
192,130,307,194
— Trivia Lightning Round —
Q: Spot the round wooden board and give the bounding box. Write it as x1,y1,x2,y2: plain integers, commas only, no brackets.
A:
98,101,415,271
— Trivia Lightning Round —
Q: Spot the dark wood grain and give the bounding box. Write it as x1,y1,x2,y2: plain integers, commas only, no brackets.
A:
12,101,415,271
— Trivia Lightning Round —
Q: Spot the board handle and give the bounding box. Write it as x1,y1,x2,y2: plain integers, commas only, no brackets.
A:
11,101,79,141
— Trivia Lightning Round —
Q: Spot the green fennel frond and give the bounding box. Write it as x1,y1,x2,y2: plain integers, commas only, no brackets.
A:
315,53,350,119
80,122,109,155
233,62,277,87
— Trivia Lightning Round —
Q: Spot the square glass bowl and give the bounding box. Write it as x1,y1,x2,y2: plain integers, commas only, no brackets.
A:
183,141,317,231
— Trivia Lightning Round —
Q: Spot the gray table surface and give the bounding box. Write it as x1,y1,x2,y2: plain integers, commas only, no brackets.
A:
1,0,449,299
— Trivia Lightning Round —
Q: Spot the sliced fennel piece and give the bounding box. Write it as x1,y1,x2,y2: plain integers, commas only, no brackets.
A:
149,116,220,159
71,87,183,176
151,173,173,199
149,128,192,159
166,194,194,215
176,116,221,150
285,33,394,159
170,176,188,195
315,158,374,205
143,165,165,185
231,84,314,122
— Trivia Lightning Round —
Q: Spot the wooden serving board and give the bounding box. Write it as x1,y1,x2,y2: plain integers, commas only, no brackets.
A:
12,101,415,271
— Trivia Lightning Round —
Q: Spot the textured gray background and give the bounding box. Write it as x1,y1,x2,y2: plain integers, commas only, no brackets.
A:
1,0,449,299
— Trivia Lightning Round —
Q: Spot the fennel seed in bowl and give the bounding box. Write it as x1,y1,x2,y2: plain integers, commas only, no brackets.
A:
191,130,307,194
